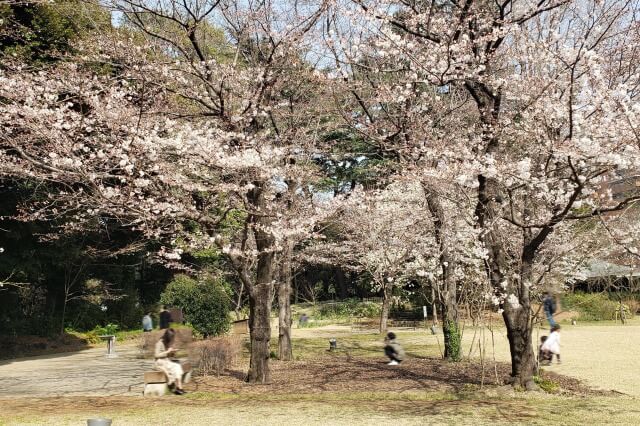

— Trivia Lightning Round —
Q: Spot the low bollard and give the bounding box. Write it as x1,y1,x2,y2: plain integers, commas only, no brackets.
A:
329,338,337,351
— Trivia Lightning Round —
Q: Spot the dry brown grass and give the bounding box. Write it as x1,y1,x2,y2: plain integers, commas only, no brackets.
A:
189,336,243,376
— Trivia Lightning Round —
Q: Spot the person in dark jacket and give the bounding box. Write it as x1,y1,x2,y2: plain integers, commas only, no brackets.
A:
384,332,405,365
159,305,172,330
543,292,557,327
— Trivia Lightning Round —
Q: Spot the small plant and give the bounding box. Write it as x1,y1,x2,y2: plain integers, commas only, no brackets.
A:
534,375,560,393
103,323,119,335
189,336,242,376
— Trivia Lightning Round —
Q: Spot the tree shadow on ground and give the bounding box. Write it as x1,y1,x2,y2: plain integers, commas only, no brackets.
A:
0,333,92,365
364,397,537,422
190,354,514,396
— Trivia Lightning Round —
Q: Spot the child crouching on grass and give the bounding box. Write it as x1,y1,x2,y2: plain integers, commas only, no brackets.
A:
384,332,405,365
540,325,561,365
538,336,553,365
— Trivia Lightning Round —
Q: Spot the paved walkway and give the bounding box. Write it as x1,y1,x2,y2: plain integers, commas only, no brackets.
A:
0,342,153,397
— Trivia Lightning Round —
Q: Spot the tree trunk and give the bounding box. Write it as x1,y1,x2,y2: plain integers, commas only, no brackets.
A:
335,268,348,299
247,278,273,384
441,299,461,361
380,281,391,334
245,182,276,384
60,295,68,336
502,304,536,389
503,240,542,389
424,186,460,361
277,243,293,361
504,257,536,388
235,280,245,320
467,76,541,389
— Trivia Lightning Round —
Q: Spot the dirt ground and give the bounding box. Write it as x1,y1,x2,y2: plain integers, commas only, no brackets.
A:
1,321,639,424
295,320,640,396
0,355,606,425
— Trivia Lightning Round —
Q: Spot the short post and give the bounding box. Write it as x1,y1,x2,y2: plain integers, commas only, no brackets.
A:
329,338,337,351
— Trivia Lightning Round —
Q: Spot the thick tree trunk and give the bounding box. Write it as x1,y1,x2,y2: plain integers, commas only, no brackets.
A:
504,245,542,389
380,281,391,334
247,278,273,384
335,268,348,299
245,182,276,384
480,197,538,387
277,243,293,361
503,305,536,389
441,299,461,361
467,77,543,389
424,186,460,361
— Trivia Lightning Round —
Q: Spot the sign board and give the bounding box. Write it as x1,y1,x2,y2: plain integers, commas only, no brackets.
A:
232,319,249,335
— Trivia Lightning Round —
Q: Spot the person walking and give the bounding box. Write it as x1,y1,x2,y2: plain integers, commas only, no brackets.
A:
543,292,557,327
383,332,405,365
159,305,172,330
142,312,153,332
298,313,309,328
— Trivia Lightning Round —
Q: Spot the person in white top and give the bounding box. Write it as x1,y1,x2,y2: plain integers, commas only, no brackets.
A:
155,328,186,394
540,325,561,364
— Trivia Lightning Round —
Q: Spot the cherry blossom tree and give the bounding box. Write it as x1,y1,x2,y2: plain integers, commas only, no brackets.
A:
323,8,485,360
1,0,333,383
330,0,640,387
336,181,436,333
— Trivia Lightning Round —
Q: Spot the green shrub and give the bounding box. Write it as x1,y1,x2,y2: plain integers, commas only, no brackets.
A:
562,292,633,321
0,0,111,62
74,323,119,344
160,274,232,337
316,299,381,319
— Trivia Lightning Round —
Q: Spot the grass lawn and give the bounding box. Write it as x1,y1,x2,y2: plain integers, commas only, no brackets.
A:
4,392,639,425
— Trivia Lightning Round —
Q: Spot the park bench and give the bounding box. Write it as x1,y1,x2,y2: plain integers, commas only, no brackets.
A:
350,317,378,332
143,361,192,396
389,312,424,330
